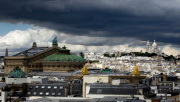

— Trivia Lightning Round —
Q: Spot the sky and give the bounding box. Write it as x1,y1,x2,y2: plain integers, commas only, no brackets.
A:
0,0,180,56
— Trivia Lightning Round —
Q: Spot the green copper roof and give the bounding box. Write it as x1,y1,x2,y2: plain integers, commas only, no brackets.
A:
62,45,67,49
59,49,70,51
59,45,70,51
8,67,26,78
101,67,112,73
43,54,86,62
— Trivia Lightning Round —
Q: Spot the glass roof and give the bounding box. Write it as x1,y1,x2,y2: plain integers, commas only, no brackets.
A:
13,47,49,56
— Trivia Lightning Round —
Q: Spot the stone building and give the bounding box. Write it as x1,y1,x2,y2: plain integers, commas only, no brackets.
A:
4,36,86,74
146,40,161,54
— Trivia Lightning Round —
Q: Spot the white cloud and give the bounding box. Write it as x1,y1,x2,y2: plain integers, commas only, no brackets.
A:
87,46,110,53
0,28,55,49
112,44,146,53
161,45,180,56
0,42,10,47
0,28,179,56
0,28,89,55
58,43,86,53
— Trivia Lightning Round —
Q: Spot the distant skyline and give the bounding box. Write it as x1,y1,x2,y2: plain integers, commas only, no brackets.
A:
0,0,180,56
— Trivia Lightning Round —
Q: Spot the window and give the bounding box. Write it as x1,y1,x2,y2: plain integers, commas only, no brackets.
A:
42,86,45,88
39,92,43,95
46,92,49,95
54,86,57,89
159,78,161,81
52,93,55,95
60,86,63,89
33,92,37,95
35,86,39,88
57,93,61,95
97,89,102,93
48,86,51,89
28,92,31,95
29,86,33,89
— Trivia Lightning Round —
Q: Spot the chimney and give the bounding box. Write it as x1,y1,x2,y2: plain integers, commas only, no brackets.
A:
1,91,8,102
163,74,167,81
136,82,139,95
5,48,8,56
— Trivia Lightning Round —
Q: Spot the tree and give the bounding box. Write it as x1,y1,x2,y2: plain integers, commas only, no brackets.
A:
111,54,115,57
163,55,175,61
80,52,84,58
104,53,110,57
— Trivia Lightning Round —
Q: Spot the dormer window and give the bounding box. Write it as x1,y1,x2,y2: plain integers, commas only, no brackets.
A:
58,93,61,95
46,92,49,95
39,92,43,95
28,92,31,95
60,86,63,89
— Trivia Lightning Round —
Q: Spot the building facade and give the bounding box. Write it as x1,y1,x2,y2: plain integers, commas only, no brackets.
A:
4,37,86,74
146,40,161,54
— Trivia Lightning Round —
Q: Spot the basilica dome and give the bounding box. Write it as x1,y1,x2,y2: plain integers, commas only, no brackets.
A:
152,40,157,48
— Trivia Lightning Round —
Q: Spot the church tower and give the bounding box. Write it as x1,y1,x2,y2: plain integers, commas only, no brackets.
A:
146,40,150,52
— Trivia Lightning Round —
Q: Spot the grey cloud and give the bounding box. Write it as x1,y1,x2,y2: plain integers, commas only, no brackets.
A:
0,42,10,47
1,0,180,47
57,34,144,46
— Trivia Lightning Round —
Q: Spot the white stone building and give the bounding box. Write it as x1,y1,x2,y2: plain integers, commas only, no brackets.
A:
146,40,161,54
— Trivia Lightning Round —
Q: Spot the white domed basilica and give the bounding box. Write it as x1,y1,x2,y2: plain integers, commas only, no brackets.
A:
146,40,161,54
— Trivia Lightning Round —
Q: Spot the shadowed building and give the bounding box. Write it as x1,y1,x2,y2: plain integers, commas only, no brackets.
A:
26,83,69,97
4,36,86,74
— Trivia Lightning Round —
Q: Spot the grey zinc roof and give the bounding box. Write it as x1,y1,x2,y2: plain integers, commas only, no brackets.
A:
89,87,137,95
27,72,75,77
55,98,101,102
26,83,68,97
97,96,127,101
72,83,82,90
23,98,56,102
97,96,146,102
28,71,146,77
88,83,137,95
138,84,150,89
23,98,96,102
87,83,137,95
88,83,136,88
0,82,6,88
23,96,146,102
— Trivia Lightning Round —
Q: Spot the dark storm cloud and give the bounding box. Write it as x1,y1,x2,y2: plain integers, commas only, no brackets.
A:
57,34,141,46
1,0,180,46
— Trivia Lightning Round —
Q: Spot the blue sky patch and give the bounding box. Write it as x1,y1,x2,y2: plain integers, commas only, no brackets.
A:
0,22,33,36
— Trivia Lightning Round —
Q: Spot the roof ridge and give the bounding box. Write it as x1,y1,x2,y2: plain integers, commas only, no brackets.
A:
43,53,86,62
